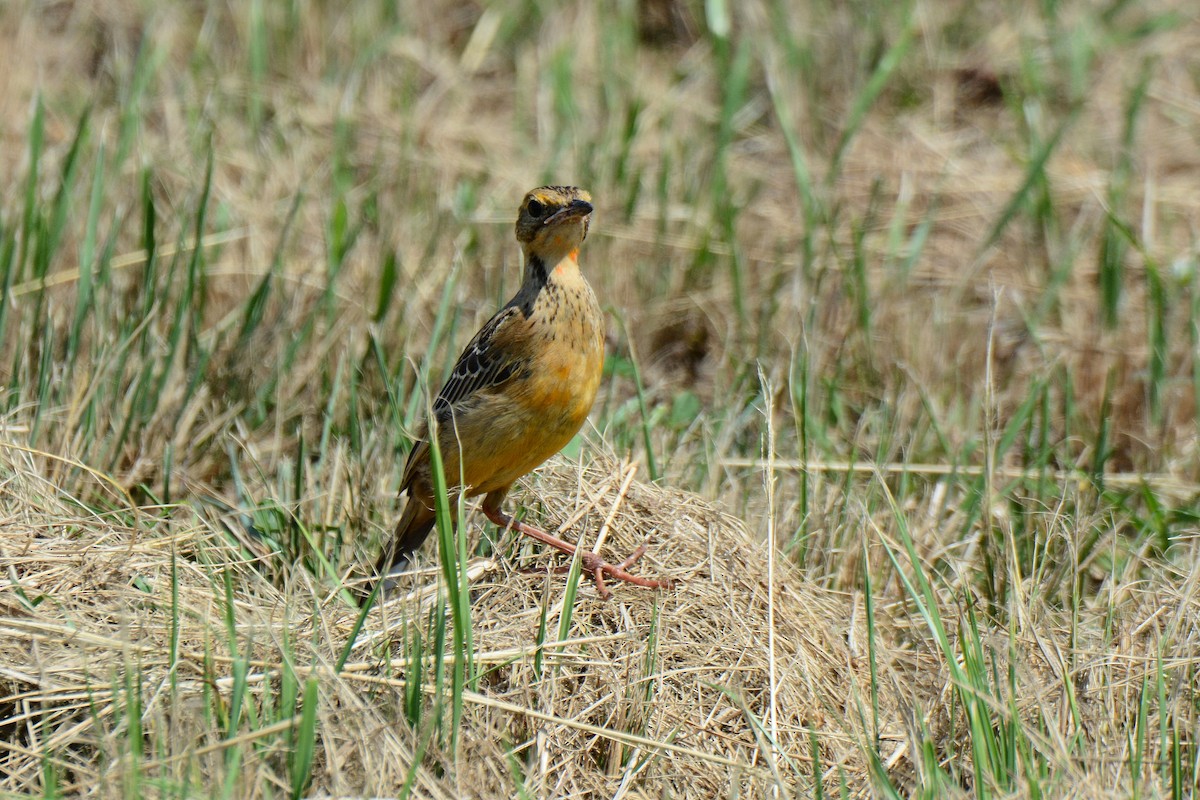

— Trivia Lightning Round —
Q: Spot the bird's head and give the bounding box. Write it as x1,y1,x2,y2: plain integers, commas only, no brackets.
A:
515,185,593,263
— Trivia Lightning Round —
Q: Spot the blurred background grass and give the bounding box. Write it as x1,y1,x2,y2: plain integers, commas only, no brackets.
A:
4,0,1198,581
2,0,1199,796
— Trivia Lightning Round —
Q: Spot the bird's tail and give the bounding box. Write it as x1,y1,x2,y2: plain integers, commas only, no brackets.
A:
364,498,437,603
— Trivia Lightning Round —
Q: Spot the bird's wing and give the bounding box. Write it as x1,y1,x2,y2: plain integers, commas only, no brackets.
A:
431,304,527,415
398,304,528,491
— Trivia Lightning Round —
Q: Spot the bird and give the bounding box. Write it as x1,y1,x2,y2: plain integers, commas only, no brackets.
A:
368,185,672,601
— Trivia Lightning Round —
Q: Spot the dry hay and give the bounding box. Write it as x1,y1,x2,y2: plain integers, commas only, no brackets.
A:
0,446,891,797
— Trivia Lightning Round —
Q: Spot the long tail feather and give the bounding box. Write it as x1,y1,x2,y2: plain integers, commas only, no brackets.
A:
363,499,437,603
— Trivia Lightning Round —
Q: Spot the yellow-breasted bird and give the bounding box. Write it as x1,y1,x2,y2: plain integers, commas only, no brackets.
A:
369,186,671,600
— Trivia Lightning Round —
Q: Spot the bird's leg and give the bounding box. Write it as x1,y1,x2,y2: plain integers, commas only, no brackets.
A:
481,491,672,600
615,544,648,569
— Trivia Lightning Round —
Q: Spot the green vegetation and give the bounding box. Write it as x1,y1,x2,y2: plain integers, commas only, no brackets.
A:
1,0,1197,796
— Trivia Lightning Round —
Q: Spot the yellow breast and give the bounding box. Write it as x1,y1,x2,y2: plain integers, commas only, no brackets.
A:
449,253,605,496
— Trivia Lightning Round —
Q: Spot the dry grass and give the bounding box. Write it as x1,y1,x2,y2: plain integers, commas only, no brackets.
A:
1,447,893,797
2,0,1200,797
5,445,1198,797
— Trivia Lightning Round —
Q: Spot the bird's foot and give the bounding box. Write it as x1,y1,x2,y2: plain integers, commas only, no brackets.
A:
486,506,672,600
577,547,674,600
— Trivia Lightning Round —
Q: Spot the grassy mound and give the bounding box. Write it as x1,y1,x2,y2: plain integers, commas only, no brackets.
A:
2,450,891,797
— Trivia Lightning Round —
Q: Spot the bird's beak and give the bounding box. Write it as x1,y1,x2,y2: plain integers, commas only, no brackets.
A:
546,198,593,225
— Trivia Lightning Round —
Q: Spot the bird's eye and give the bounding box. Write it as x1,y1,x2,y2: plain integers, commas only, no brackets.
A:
526,199,544,217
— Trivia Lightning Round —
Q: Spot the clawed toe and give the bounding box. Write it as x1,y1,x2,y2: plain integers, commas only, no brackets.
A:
578,548,672,600
615,544,648,570
521,549,672,600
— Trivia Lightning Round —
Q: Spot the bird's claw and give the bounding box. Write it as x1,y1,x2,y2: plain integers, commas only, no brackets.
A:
580,548,673,600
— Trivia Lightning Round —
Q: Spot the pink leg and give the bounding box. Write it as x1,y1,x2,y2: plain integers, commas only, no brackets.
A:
482,493,672,600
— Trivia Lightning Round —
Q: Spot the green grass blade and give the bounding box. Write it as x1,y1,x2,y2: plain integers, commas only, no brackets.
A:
979,108,1079,254
68,143,105,363
830,13,917,180
428,412,472,749
289,677,319,800
18,94,45,275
